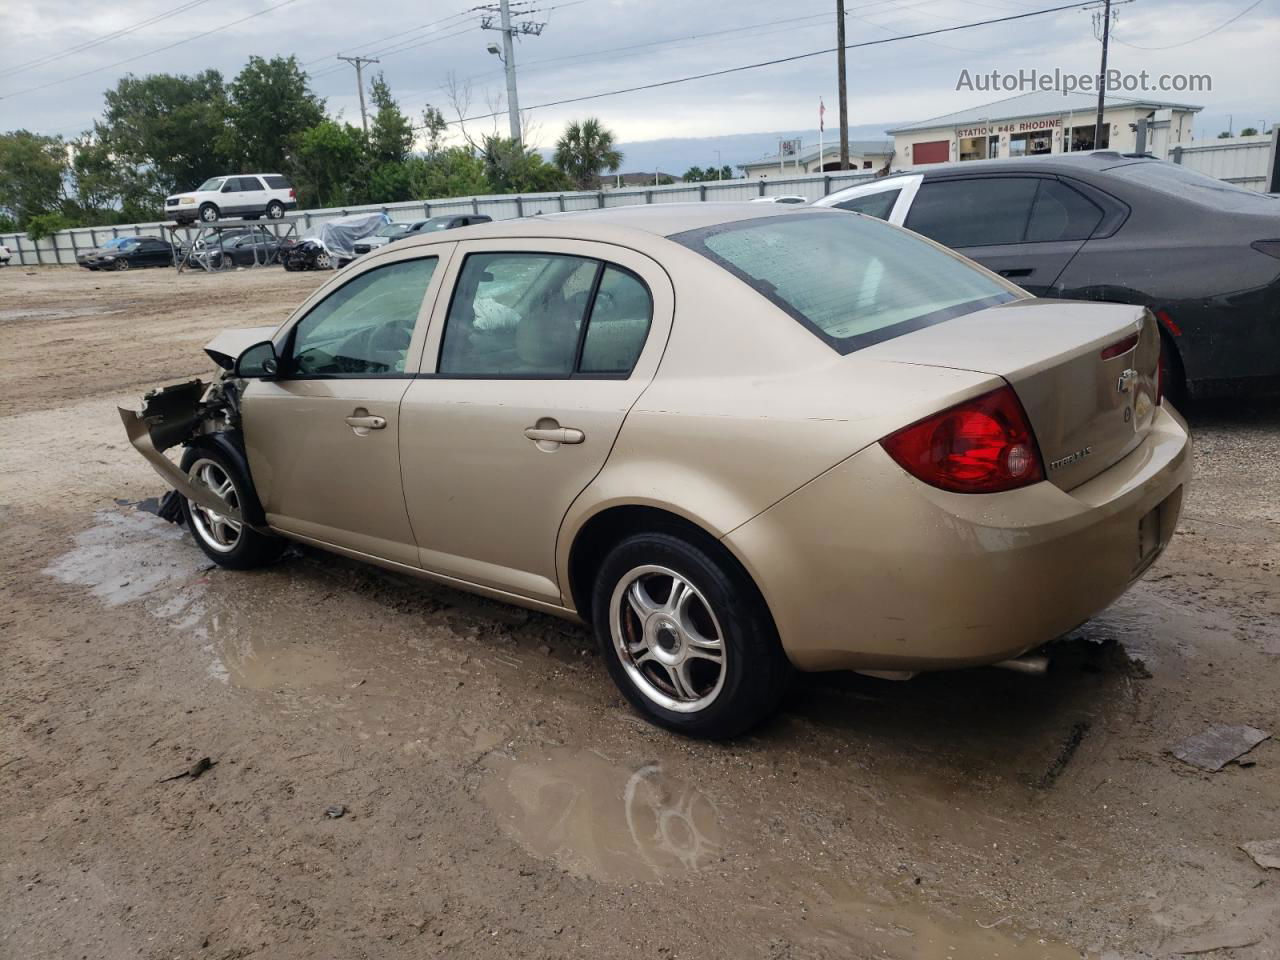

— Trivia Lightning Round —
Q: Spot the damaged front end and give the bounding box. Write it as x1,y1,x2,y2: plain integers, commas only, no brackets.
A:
120,327,275,530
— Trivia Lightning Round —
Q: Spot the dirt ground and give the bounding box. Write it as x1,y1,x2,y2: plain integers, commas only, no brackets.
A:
2,264,1278,960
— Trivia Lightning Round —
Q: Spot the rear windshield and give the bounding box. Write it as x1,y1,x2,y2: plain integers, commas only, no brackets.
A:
1106,160,1279,211
673,212,1019,354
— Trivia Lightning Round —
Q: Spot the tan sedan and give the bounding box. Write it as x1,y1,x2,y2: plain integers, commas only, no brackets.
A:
123,203,1190,738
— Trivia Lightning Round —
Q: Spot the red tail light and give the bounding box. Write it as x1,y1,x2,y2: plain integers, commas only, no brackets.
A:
289,188,296,199
881,385,1044,494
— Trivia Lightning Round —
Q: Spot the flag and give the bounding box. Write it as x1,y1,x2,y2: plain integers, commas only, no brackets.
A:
820,98,825,132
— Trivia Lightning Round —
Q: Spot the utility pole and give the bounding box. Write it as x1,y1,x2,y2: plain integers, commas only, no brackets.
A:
337,55,379,135
482,0,545,145
836,0,849,170
1091,0,1112,150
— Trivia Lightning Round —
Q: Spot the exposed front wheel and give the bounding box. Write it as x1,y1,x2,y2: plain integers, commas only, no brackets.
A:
314,251,332,269
178,446,285,569
593,531,791,739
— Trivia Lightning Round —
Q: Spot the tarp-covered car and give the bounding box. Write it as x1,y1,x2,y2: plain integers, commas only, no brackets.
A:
282,213,389,271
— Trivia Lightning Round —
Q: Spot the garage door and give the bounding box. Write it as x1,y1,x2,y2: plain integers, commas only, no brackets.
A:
912,140,950,164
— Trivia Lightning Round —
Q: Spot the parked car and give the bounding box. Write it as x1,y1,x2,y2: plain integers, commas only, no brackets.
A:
165,174,297,225
0,243,11,266
282,212,390,270
81,236,177,271
202,231,284,268
815,153,1280,400
749,195,808,204
121,203,1188,738
353,215,493,255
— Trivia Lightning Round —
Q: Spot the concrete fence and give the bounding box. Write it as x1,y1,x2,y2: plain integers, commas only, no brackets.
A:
0,170,876,269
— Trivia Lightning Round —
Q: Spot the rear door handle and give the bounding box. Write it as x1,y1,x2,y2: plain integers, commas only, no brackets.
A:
345,415,387,429
524,426,584,444
998,268,1034,278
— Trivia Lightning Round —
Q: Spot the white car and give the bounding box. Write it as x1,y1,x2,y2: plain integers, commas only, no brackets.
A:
165,174,297,225
0,243,11,266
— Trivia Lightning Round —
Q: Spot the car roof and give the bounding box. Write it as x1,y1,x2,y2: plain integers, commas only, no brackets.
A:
869,152,1155,183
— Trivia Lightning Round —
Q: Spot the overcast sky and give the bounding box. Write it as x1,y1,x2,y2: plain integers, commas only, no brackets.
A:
2,0,1277,169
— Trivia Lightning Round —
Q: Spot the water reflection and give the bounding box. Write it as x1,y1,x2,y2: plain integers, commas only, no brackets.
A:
483,748,722,883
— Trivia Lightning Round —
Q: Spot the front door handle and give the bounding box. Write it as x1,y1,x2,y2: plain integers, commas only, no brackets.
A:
524,425,584,444
345,415,387,429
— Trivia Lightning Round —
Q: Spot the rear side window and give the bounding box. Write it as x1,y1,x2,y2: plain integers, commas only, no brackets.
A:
238,177,264,191
833,188,900,221
906,178,1039,247
438,252,652,377
1026,180,1103,241
264,176,291,189
674,212,1017,354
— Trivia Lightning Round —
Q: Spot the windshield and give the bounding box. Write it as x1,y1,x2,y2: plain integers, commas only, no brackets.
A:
376,223,412,238
196,177,226,192
1107,160,1278,211
673,212,1020,354
117,239,140,250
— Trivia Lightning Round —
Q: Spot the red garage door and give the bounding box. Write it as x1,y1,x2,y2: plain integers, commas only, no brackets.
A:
912,140,950,164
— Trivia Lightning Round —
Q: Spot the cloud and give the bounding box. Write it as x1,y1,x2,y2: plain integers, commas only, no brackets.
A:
1,0,1274,157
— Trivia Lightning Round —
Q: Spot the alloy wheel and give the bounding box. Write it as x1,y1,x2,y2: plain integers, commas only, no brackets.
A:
610,565,727,713
186,458,242,554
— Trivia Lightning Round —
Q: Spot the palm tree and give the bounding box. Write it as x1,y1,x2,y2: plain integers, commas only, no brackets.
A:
554,118,623,189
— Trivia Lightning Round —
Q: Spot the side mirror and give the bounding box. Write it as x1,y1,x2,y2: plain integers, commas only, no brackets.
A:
235,340,279,379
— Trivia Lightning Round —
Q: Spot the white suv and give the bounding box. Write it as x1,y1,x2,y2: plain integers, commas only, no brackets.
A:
165,174,297,225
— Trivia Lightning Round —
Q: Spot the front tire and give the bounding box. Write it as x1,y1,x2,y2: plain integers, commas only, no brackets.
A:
314,251,333,269
592,531,791,739
114,259,130,271
178,446,284,570
199,203,220,223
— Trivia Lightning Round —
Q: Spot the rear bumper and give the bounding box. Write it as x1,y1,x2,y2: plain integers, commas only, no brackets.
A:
724,405,1191,672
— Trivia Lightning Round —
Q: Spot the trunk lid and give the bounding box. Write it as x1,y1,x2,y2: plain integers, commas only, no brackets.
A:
864,299,1160,490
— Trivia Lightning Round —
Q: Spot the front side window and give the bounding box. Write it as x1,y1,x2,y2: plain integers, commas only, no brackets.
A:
905,178,1040,247
438,252,652,376
674,212,1018,354
833,188,901,221
288,258,437,376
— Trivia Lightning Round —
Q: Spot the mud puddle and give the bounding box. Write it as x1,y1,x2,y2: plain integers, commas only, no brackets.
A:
483,746,1087,957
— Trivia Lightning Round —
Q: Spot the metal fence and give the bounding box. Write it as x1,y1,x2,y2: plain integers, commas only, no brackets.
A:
1168,133,1278,192
0,170,876,268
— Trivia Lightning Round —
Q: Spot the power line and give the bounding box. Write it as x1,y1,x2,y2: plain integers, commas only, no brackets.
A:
0,0,217,80
309,24,483,80
1112,0,1265,49
427,0,1103,128
301,6,484,66
0,0,306,102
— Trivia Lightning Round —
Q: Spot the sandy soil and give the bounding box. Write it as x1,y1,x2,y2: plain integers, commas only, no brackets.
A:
2,264,1278,960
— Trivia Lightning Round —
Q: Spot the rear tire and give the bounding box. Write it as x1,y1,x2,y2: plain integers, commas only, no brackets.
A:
266,201,285,219
178,446,285,570
592,531,791,739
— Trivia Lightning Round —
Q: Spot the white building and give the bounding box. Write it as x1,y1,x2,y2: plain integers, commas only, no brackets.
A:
886,91,1202,168
740,140,895,178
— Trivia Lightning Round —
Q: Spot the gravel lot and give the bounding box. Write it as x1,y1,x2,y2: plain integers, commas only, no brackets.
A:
2,265,1278,960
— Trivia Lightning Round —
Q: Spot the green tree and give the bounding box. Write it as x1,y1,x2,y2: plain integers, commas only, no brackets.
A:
407,147,490,199
368,74,414,166
0,130,68,229
553,118,623,189
682,166,705,182
70,133,161,223
1240,126,1259,136
717,164,733,180
293,120,365,207
224,56,325,173
483,136,572,193
25,211,75,241
421,105,449,155
1217,131,1233,138
97,70,230,193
